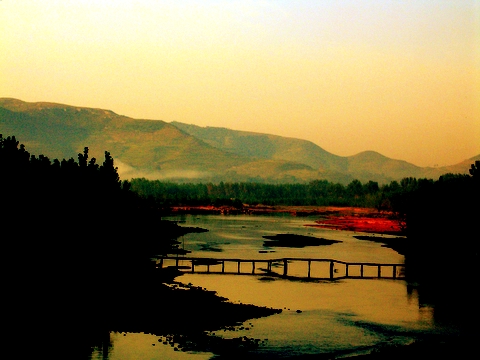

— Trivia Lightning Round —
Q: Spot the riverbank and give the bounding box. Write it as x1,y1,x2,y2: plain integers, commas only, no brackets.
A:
168,205,404,235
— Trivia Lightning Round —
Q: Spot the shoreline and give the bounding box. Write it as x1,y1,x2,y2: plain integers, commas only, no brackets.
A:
167,205,404,236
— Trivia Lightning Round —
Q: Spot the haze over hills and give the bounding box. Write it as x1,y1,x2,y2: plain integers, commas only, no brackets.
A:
1,98,477,185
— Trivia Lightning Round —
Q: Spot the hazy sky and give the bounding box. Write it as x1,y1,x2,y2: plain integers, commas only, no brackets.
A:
1,1,479,167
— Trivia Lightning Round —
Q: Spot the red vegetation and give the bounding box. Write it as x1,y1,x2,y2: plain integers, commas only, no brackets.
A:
310,215,403,235
169,205,404,235
305,207,403,235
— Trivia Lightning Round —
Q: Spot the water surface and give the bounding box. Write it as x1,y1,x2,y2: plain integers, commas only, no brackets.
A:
91,213,458,359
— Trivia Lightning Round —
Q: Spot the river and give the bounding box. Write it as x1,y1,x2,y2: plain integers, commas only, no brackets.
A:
89,213,467,359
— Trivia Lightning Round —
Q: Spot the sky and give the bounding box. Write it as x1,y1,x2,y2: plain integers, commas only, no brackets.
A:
1,0,479,167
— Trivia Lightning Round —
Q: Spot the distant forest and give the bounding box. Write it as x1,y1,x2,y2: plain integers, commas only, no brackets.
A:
129,175,469,212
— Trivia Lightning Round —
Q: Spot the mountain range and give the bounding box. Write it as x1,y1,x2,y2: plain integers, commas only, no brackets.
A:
1,98,477,185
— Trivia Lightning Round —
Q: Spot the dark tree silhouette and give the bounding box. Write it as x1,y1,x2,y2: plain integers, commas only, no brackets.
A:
1,134,188,357
399,164,480,335
470,160,480,180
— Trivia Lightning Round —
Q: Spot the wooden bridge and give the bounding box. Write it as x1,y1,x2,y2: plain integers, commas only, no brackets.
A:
157,256,406,280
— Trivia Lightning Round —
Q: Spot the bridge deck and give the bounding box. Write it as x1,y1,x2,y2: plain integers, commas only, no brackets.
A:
157,256,406,280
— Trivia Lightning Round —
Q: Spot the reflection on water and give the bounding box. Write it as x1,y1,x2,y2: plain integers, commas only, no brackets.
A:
176,274,439,358
91,213,469,359
89,332,213,360
179,275,430,324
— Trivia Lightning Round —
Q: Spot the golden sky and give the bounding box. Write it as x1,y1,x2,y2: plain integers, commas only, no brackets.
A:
1,0,479,167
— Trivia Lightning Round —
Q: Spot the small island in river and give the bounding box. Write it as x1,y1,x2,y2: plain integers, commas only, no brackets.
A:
262,233,341,248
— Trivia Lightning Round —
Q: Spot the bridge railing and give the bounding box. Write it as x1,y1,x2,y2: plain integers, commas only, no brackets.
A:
157,256,405,280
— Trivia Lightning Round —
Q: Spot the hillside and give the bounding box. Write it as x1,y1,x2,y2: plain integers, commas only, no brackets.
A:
171,121,478,183
0,98,477,184
170,121,345,170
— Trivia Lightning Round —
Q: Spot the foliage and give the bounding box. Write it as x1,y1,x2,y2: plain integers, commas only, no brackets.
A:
1,134,186,355
403,172,479,253
129,177,430,210
398,167,480,335
1,133,187,265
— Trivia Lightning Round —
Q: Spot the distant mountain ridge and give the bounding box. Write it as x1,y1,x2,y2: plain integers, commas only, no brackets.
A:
1,98,477,184
171,121,478,183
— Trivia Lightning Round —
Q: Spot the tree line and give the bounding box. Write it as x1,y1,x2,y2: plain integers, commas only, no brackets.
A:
1,134,189,357
401,162,479,335
129,176,437,211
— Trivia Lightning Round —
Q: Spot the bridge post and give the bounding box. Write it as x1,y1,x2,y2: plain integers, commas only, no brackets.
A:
377,265,381,278
191,260,195,273
283,259,288,276
360,264,364,278
252,261,255,274
222,261,225,273
345,264,349,277
330,261,334,280
308,260,311,278
393,265,396,279
237,261,241,274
